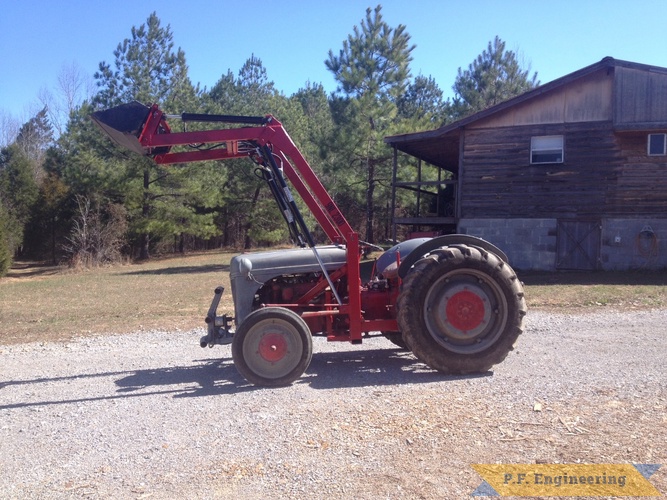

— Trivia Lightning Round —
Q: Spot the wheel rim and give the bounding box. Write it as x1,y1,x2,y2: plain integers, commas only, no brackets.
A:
242,318,304,380
445,287,489,333
258,333,289,362
423,269,508,354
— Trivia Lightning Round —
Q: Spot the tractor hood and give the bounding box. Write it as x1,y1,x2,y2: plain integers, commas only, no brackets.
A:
230,245,347,325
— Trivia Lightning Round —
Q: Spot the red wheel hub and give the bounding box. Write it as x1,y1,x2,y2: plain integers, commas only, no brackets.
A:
445,290,486,332
258,333,288,362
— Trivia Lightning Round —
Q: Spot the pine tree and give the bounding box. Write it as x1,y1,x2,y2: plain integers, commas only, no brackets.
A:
325,5,414,243
92,12,206,259
0,144,39,260
15,107,53,183
0,108,63,264
290,82,335,167
397,75,448,125
326,5,414,101
0,205,12,276
451,36,539,118
206,55,296,248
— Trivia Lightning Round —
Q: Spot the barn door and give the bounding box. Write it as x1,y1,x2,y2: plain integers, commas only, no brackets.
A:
556,220,601,270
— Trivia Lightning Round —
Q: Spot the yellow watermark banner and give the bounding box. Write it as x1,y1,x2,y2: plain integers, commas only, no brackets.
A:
471,463,661,497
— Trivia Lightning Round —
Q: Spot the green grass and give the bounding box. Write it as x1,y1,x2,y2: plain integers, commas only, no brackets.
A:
1,251,666,345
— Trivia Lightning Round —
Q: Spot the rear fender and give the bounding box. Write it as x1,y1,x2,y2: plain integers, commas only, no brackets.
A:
397,235,509,280
376,238,432,278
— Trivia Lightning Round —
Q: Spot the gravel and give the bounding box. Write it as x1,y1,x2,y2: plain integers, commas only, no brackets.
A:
1,309,666,499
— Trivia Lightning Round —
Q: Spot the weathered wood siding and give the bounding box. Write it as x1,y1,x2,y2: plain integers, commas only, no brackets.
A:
615,66,667,127
470,69,613,128
460,122,621,218
461,122,667,219
613,131,667,213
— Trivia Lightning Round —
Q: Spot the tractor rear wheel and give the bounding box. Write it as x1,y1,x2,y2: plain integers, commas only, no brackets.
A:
382,331,408,350
397,244,526,374
232,307,313,387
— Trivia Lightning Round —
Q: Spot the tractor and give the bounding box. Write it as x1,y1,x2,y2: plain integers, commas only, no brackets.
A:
92,101,527,386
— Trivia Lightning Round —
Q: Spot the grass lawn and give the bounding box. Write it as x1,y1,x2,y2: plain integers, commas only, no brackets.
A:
1,250,666,345
0,252,235,345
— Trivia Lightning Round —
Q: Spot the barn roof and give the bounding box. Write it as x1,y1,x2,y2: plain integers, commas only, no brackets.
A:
385,57,667,170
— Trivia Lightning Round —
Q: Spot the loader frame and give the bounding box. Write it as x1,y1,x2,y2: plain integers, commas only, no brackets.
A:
92,102,397,342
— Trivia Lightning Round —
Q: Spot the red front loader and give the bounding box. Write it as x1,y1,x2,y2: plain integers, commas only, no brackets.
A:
92,101,526,386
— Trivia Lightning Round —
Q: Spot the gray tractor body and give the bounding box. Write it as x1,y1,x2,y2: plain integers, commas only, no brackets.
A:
230,245,347,326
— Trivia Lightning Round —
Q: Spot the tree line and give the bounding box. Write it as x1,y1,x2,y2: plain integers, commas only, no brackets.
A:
0,6,538,276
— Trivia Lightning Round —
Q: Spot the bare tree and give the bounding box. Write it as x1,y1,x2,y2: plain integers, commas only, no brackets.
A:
39,62,95,136
63,195,128,268
0,110,20,148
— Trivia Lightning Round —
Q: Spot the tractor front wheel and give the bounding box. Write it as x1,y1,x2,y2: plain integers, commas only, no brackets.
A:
232,307,313,387
397,245,526,374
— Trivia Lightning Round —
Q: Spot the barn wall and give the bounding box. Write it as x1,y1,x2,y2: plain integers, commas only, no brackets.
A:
615,66,667,126
470,69,613,129
613,131,667,214
601,218,667,270
460,123,667,219
458,218,558,271
460,122,621,219
459,217,667,271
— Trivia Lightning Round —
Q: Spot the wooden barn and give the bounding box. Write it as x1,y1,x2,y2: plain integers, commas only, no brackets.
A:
385,57,667,271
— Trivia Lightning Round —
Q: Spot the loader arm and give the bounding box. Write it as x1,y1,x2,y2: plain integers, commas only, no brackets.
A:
93,102,352,244
91,102,364,339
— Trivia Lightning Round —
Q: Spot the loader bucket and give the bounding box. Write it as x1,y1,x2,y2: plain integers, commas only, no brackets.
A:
91,101,152,156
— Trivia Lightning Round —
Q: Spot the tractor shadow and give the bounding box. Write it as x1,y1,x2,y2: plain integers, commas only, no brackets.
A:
0,360,249,410
109,346,488,397
301,346,491,389
109,349,472,398
115,358,252,397
0,346,489,411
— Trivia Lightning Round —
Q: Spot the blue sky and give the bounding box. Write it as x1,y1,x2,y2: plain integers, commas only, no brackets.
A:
2,0,667,121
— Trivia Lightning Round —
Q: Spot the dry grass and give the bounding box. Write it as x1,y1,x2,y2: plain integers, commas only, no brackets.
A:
0,252,236,345
521,269,667,309
1,251,666,345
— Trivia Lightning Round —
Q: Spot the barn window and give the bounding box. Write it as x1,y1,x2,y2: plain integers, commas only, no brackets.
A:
531,135,564,164
648,133,666,156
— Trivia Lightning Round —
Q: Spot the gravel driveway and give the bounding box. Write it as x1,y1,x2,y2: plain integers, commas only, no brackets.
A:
1,309,666,499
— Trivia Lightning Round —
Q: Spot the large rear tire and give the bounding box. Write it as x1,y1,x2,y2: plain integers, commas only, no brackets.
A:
232,307,313,387
397,244,526,374
382,331,408,350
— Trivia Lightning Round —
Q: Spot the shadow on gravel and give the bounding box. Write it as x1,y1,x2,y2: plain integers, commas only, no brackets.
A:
114,348,488,395
112,349,483,396
302,348,490,389
115,359,252,397
0,360,251,410
0,348,491,410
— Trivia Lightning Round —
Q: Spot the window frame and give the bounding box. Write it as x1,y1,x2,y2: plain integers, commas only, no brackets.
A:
647,133,666,156
530,135,564,165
